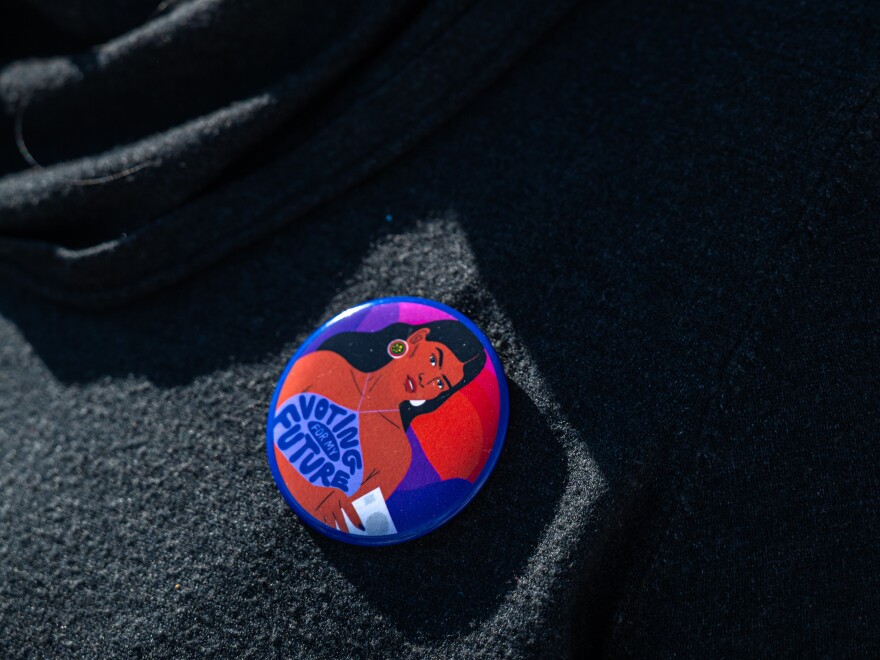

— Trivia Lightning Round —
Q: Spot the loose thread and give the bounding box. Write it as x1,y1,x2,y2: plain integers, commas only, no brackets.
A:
14,99,155,186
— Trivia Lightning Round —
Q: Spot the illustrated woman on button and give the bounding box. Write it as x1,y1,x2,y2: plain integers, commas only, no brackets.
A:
272,321,486,533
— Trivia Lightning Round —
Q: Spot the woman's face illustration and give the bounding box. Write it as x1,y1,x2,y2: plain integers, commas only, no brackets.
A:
384,328,467,403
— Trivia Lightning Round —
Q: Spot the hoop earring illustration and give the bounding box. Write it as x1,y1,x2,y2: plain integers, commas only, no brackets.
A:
387,339,408,359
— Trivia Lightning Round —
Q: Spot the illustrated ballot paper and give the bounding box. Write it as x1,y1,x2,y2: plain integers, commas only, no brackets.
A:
342,488,397,536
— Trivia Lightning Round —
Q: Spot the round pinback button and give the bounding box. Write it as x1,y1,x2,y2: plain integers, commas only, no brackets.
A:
266,297,509,546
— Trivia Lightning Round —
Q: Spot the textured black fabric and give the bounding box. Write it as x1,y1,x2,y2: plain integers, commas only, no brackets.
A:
1,1,879,657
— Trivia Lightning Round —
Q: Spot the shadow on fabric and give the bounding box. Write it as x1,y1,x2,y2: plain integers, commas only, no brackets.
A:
296,380,566,639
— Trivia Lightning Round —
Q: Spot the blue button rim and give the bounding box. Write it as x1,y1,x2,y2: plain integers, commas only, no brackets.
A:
265,296,510,547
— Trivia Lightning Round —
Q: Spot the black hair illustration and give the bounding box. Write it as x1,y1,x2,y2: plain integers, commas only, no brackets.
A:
318,320,487,428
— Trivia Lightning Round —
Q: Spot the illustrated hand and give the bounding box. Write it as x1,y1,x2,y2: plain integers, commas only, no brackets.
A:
273,450,365,533
314,490,363,533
